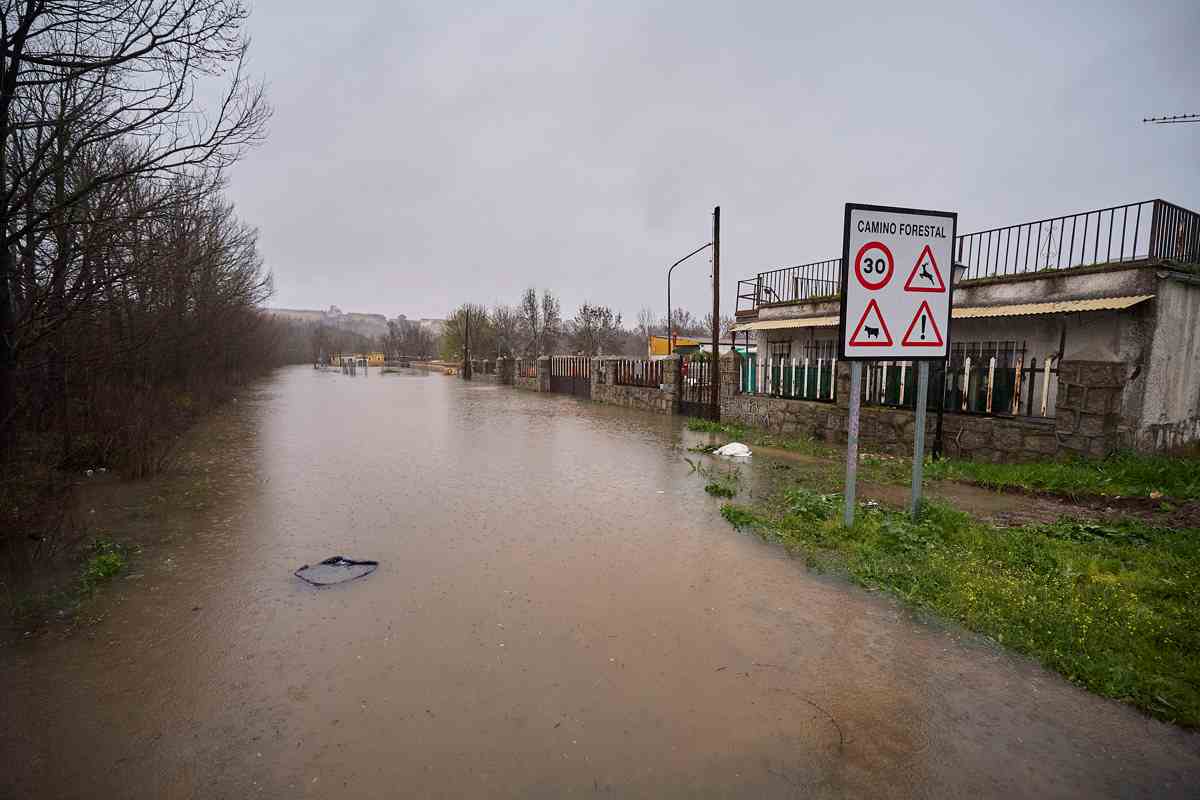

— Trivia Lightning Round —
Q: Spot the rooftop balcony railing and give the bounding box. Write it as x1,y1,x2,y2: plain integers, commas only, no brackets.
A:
736,199,1199,314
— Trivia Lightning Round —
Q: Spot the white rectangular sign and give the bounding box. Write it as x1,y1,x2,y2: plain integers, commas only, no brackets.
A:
839,203,957,360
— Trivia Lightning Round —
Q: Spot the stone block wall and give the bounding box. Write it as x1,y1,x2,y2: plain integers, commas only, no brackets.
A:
591,357,678,415
495,357,515,386
717,351,1129,462
1054,361,1125,457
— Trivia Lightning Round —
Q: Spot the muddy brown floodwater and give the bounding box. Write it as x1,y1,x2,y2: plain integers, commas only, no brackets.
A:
3,366,1199,798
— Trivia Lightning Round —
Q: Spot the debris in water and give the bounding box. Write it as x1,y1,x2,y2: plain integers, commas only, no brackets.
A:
714,442,752,458
294,556,379,586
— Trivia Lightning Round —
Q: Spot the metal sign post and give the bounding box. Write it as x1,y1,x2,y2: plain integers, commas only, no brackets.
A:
910,361,929,517
838,203,957,522
843,362,862,527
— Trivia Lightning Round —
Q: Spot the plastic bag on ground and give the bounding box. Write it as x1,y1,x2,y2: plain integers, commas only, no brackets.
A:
714,442,752,458
295,556,378,586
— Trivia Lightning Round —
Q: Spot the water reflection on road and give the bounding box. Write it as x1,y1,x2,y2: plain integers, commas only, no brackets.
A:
3,366,1198,798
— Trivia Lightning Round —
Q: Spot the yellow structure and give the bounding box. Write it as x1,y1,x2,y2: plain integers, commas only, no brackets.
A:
648,334,702,357
330,352,386,366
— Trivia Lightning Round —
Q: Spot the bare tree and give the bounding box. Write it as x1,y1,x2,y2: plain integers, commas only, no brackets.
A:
0,0,270,447
702,312,736,341
636,306,659,339
516,287,561,355
517,287,541,356
664,308,704,338
567,303,622,356
540,289,561,354
491,303,520,358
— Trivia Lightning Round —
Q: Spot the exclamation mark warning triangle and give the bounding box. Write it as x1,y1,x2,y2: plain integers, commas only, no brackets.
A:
848,299,893,346
901,300,944,346
903,244,946,292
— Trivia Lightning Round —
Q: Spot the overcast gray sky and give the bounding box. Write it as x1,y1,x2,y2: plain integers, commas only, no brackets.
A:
226,0,1199,322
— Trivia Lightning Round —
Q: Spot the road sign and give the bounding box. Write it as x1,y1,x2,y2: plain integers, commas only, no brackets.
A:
839,204,957,360
848,299,893,346
900,300,944,347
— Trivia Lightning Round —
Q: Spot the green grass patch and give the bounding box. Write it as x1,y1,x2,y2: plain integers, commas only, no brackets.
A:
719,488,1200,726
8,538,132,627
80,538,128,593
925,451,1200,501
704,482,736,498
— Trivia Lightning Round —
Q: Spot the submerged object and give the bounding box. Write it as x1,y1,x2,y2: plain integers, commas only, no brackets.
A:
714,442,752,458
294,556,379,586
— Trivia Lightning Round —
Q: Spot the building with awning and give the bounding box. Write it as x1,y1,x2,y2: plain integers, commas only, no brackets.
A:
729,199,1200,453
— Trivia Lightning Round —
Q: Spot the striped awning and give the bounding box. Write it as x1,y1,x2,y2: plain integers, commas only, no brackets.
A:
731,295,1153,332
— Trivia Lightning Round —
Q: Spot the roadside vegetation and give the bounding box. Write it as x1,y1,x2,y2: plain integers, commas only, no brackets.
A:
925,451,1200,501
719,489,1200,726
689,417,1200,503
8,538,132,628
686,417,912,484
0,3,305,609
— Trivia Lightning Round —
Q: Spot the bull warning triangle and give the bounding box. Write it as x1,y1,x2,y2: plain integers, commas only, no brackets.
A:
848,299,893,346
900,300,944,346
903,244,946,292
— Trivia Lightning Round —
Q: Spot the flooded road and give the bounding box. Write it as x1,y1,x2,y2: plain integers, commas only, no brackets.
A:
4,366,1198,798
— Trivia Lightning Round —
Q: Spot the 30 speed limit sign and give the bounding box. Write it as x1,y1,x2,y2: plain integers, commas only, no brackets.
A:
838,203,957,360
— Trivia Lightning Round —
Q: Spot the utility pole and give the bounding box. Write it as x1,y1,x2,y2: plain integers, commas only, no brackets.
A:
462,306,473,380
711,205,720,421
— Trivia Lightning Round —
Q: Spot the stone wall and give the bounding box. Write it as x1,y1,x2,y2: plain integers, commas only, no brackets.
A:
717,352,1127,462
1054,361,1125,457
590,357,678,415
495,357,515,386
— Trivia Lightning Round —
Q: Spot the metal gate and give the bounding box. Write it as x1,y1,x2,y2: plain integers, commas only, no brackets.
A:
679,355,717,419
549,356,592,399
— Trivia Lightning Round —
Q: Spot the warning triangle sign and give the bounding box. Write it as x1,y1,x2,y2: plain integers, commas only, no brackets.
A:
901,300,945,346
903,244,946,293
848,299,893,346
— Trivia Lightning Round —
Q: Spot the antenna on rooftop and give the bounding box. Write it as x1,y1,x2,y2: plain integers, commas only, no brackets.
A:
1142,113,1200,124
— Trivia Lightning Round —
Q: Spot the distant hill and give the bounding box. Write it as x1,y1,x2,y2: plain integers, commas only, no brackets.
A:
266,305,389,339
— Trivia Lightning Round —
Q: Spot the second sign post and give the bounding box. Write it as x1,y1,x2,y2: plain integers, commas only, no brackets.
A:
838,203,957,524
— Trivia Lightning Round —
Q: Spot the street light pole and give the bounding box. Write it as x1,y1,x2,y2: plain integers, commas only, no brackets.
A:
711,206,720,420
666,241,712,356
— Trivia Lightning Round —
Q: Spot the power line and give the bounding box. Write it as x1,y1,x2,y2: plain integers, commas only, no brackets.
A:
1143,113,1200,124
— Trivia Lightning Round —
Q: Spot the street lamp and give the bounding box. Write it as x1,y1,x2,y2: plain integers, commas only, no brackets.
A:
666,242,712,355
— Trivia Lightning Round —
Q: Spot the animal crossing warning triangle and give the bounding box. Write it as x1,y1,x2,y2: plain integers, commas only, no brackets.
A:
848,299,893,346
903,244,946,293
901,300,945,346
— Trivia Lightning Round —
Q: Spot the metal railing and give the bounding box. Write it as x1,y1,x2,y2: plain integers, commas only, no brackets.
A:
739,341,838,402
514,358,538,378
735,199,1200,313
861,341,1059,419
550,355,591,377
614,358,663,388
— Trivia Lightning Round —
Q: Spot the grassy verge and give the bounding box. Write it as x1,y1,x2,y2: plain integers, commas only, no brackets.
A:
7,538,132,628
720,488,1200,727
925,451,1200,501
686,417,911,484
686,418,832,458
